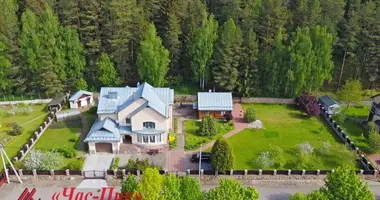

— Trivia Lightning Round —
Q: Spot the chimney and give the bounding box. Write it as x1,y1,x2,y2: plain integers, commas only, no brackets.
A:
137,82,140,87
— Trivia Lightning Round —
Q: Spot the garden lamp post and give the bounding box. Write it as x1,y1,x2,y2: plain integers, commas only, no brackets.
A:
0,145,22,184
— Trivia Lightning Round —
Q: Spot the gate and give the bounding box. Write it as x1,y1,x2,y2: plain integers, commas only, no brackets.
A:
83,170,105,179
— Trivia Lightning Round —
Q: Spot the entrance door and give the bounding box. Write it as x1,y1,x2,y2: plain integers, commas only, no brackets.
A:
95,143,112,153
78,100,82,108
123,135,132,144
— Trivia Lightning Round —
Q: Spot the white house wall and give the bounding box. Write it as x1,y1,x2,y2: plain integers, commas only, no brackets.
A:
70,102,78,109
118,98,147,123
167,104,173,131
131,107,168,131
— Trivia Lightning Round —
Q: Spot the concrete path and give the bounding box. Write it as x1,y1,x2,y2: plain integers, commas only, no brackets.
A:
77,179,108,188
190,103,248,152
77,113,90,155
168,118,185,172
82,154,114,171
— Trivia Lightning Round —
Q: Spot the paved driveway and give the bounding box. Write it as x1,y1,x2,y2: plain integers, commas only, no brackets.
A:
82,154,115,171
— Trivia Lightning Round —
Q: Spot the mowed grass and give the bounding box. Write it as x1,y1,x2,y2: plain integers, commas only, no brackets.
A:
340,105,372,153
0,104,48,171
226,104,357,170
34,117,83,169
184,120,234,150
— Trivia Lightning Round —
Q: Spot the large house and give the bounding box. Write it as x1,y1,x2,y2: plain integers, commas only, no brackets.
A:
367,94,380,133
193,92,233,119
84,83,174,154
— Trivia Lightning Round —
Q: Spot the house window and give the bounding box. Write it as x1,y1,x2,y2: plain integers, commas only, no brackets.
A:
143,136,148,143
143,122,155,129
126,118,131,124
150,135,155,143
221,111,226,115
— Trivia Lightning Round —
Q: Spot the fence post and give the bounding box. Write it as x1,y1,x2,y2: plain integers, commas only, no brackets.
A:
331,169,335,173
360,169,364,176
374,170,377,177
200,169,204,176
273,170,277,176
186,169,190,175
14,157,18,162
288,169,291,175
32,169,37,177
18,169,23,176
136,170,140,177
302,170,306,176
230,170,233,176
317,170,320,176
65,169,70,176
50,170,55,176
113,169,117,177
244,169,248,176
259,169,262,176
30,138,34,144
19,150,24,158
215,170,218,176
25,144,29,150
122,169,126,178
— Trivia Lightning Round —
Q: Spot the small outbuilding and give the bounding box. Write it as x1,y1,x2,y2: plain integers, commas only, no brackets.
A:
193,92,233,119
69,90,94,109
47,95,66,111
318,95,340,115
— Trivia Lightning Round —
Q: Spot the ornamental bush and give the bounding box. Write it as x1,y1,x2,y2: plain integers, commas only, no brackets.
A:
244,108,256,123
7,122,23,136
52,147,77,158
66,157,85,170
23,150,63,170
198,116,217,136
211,138,235,172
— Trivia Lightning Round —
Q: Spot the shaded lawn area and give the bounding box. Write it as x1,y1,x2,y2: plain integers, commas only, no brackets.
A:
226,104,358,170
184,120,234,150
170,82,199,95
339,105,372,153
0,104,48,171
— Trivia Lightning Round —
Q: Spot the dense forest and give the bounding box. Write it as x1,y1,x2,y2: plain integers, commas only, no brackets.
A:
0,0,379,97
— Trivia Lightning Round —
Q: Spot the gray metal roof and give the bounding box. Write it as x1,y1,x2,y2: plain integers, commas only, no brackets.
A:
47,96,66,107
97,82,174,117
197,92,233,111
318,95,339,107
69,90,93,102
84,118,121,142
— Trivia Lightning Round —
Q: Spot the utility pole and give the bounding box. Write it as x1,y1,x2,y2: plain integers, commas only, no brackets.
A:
0,145,23,184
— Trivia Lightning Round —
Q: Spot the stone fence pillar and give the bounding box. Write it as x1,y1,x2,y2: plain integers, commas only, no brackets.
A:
230,170,233,176
65,169,70,176
215,170,218,176
14,157,18,162
32,169,37,177
50,170,54,176
302,170,306,176
137,170,141,177
18,169,23,176
19,150,24,158
30,138,34,144
186,169,190,175
259,169,262,176
273,170,277,175
317,170,320,176
360,169,364,175
374,170,377,177
122,169,126,177
244,169,248,176
288,170,291,175
200,169,204,176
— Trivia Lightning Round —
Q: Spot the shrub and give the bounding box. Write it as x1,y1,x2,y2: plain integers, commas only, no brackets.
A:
7,122,23,136
23,150,63,170
169,132,176,149
66,157,85,170
198,116,217,136
268,145,284,168
52,147,77,158
244,108,256,123
111,157,120,170
223,112,233,121
125,158,160,171
121,174,138,195
68,136,78,142
12,161,25,169
211,138,235,172
368,129,380,153
297,141,314,155
318,142,331,155
332,112,347,125
297,94,321,117
255,151,274,168
88,106,98,114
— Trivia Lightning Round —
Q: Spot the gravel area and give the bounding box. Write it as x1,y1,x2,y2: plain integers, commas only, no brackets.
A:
118,153,168,169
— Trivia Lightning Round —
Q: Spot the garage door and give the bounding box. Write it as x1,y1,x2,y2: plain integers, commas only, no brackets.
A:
95,143,112,153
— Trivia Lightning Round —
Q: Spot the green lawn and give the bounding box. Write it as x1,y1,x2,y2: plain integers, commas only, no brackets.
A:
226,104,358,170
184,120,234,150
170,82,200,95
33,110,97,169
339,105,372,153
0,104,48,171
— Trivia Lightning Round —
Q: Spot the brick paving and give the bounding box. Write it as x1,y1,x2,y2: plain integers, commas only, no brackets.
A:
168,118,185,172
367,154,380,170
189,103,248,153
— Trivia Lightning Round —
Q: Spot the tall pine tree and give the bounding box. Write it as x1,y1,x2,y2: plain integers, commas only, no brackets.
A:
212,18,243,91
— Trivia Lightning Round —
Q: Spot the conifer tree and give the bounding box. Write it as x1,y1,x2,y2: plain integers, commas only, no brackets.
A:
96,53,120,87
212,18,243,91
137,23,170,87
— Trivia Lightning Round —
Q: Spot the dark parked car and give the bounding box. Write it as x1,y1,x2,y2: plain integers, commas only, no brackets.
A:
191,152,211,163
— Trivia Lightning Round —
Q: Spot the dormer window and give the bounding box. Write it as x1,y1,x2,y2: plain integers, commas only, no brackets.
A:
126,118,131,124
143,122,155,129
